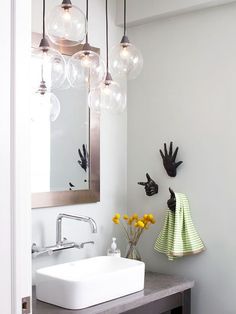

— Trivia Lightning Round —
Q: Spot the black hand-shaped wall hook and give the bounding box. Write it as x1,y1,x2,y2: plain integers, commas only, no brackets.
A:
138,173,159,196
78,144,89,172
160,142,183,177
167,188,176,212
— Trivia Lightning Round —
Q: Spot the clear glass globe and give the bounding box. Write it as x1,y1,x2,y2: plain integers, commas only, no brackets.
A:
31,91,61,122
88,87,101,113
46,4,87,46
59,61,73,90
88,78,126,114
68,49,105,89
114,73,127,112
32,46,66,90
110,43,143,80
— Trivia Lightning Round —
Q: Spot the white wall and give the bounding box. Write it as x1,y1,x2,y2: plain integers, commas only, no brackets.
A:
116,0,236,26
0,2,13,313
31,0,127,283
127,3,236,314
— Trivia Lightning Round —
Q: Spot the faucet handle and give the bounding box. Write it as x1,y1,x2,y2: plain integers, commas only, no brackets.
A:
31,243,54,258
75,241,94,249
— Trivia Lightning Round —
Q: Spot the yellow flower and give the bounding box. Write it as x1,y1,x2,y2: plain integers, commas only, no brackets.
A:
137,220,145,228
148,214,154,221
112,217,120,224
143,214,148,220
150,218,156,224
123,214,129,220
114,213,120,219
127,218,133,225
132,213,138,220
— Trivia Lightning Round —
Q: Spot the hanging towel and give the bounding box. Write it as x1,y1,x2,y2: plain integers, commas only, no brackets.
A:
154,193,205,261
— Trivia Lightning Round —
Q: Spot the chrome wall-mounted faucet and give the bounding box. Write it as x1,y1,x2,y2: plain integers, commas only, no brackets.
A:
32,213,97,258
56,213,97,245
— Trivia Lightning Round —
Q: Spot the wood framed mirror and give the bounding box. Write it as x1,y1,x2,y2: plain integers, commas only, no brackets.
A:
31,33,100,208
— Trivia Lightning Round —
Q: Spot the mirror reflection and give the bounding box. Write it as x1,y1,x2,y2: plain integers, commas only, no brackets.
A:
31,54,89,193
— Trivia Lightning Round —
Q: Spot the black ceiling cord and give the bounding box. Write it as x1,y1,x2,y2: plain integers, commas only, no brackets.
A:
86,0,89,44
43,0,45,38
124,0,126,37
121,0,129,44
105,0,109,75
39,0,49,49
105,0,112,81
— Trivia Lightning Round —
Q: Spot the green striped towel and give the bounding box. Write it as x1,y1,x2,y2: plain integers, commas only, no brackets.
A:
154,192,205,261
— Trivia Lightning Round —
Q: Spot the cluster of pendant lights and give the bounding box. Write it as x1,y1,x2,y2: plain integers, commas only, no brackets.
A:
32,0,143,121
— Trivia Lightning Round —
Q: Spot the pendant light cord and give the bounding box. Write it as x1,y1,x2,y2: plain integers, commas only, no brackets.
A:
41,64,44,82
43,0,46,39
86,0,89,43
106,0,109,74
124,0,126,37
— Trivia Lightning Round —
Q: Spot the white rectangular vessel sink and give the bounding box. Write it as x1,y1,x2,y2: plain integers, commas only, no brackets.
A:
36,256,145,310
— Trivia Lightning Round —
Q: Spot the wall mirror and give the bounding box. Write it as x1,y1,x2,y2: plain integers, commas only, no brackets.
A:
31,33,100,208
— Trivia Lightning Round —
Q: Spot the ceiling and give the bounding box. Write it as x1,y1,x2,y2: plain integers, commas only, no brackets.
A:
116,0,236,26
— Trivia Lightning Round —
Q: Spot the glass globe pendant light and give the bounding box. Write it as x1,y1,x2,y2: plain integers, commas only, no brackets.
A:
68,0,105,89
46,0,87,47
31,66,61,122
110,0,143,80
88,0,126,113
32,0,66,90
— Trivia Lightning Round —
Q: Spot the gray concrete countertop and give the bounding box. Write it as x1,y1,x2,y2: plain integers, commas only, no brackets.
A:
32,272,194,314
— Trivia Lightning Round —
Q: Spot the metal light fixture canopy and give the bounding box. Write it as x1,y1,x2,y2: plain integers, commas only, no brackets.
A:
110,0,143,80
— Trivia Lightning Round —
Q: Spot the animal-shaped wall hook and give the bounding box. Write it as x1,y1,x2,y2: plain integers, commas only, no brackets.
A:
138,173,159,196
167,188,176,212
160,142,183,177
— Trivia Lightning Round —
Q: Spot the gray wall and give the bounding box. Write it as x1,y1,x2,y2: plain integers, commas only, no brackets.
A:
127,3,236,314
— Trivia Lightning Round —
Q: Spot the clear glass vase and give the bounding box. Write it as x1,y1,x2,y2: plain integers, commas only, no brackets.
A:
125,242,142,261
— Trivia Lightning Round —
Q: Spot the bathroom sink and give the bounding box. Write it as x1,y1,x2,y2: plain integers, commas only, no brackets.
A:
35,256,145,310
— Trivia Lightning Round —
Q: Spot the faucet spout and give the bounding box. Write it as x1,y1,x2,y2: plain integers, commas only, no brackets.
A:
56,213,97,245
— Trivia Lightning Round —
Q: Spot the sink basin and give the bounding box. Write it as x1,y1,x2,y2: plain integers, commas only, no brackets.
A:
35,256,145,309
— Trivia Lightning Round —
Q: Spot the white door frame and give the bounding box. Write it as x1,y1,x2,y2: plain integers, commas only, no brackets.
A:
0,1,13,312
0,1,31,313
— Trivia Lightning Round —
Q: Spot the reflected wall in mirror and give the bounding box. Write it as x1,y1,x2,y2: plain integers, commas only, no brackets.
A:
31,33,100,208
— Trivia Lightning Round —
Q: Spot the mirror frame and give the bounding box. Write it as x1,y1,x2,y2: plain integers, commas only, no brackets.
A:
31,32,100,208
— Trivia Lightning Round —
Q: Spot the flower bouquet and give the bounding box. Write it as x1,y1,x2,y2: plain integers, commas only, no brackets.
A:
112,213,156,261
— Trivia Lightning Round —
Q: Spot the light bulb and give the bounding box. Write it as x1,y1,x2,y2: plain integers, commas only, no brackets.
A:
32,46,66,90
31,91,61,122
63,9,71,20
46,3,87,47
120,46,130,59
110,42,143,80
81,55,91,68
68,48,105,89
88,74,126,114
